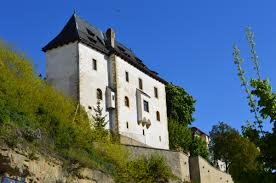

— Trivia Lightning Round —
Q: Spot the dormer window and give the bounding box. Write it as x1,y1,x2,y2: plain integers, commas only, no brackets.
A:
118,46,125,52
88,37,97,44
93,59,97,70
139,78,143,90
87,29,95,37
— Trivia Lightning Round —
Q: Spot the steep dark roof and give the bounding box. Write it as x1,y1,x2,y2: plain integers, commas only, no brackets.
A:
42,13,108,54
191,127,209,137
42,13,167,84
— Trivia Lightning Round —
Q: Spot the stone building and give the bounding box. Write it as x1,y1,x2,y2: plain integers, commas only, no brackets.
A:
191,127,227,172
42,13,169,149
191,127,210,147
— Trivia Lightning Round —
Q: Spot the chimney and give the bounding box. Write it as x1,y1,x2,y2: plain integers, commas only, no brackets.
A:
106,28,115,48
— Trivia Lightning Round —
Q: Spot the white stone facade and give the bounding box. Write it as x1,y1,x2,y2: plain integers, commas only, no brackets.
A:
115,56,169,149
46,42,79,100
45,42,169,149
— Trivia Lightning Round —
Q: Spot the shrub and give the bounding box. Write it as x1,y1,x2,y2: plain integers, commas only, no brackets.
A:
189,137,209,159
124,154,176,183
168,118,192,151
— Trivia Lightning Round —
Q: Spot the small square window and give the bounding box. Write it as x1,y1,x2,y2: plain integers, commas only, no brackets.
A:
139,78,143,90
154,87,158,98
93,59,97,70
125,71,129,82
143,100,149,112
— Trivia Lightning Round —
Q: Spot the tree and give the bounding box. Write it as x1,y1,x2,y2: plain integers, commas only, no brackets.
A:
209,122,261,183
189,137,209,159
233,27,276,174
168,118,192,151
166,83,195,126
166,84,209,160
209,122,240,171
92,100,108,131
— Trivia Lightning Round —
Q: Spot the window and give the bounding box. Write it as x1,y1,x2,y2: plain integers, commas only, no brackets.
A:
154,87,158,98
156,111,160,121
126,122,129,129
143,129,145,136
112,95,115,101
88,106,92,110
93,59,97,70
88,37,97,44
87,29,95,37
125,96,130,107
143,100,149,112
159,136,161,142
97,88,102,100
139,78,143,90
118,46,125,52
125,71,129,82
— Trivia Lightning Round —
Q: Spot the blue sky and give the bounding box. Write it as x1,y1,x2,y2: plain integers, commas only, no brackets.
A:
1,0,275,133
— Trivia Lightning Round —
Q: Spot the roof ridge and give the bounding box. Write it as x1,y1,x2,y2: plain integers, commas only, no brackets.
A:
73,13,80,39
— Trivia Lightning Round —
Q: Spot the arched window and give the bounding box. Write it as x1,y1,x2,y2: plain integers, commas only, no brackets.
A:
156,111,160,121
125,96,130,107
97,88,103,100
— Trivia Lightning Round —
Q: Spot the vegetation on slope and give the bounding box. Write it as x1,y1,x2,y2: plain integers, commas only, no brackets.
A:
166,83,209,159
0,41,175,182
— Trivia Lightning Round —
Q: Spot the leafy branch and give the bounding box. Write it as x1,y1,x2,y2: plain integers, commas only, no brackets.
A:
232,45,264,135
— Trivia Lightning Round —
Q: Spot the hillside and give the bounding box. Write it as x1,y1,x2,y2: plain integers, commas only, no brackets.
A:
0,41,176,183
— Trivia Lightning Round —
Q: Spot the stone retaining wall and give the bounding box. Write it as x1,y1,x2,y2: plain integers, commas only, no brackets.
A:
189,156,233,183
125,145,190,182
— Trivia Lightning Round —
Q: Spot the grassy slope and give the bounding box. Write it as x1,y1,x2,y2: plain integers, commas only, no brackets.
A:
0,41,175,183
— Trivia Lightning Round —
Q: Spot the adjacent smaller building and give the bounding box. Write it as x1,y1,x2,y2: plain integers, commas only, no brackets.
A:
191,126,227,172
191,127,210,147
